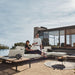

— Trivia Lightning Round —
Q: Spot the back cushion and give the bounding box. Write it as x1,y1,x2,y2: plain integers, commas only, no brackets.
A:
16,46,25,50
8,49,24,57
44,46,52,52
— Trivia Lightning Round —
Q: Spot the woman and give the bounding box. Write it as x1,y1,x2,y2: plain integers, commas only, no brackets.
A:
25,40,33,54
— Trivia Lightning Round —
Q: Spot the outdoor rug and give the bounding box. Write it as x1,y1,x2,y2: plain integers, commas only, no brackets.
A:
44,61,75,70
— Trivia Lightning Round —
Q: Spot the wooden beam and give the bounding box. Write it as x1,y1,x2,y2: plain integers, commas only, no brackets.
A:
69,29,72,46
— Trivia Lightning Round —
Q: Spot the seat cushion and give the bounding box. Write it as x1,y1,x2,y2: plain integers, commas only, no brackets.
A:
24,54,42,58
46,52,67,57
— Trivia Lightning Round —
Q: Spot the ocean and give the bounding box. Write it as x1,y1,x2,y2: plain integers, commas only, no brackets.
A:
0,49,9,56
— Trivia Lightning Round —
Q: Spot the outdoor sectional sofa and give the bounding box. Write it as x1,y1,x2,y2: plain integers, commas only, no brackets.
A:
0,46,67,71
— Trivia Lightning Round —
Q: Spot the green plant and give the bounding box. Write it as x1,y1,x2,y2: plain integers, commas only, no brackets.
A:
0,44,9,49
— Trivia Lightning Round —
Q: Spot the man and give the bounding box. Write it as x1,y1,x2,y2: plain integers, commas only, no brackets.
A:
32,33,46,56
33,33,42,50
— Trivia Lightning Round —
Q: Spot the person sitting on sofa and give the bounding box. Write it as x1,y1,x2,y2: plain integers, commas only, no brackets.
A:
25,40,42,55
25,40,33,54
32,33,44,55
25,39,46,57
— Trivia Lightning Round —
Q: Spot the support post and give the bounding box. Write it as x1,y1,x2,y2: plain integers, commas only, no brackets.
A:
59,30,60,47
64,29,66,47
69,29,72,46
54,35,55,46
16,65,18,72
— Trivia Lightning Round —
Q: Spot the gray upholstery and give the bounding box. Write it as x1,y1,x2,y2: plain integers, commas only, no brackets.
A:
24,54,42,58
23,52,67,59
46,52,67,57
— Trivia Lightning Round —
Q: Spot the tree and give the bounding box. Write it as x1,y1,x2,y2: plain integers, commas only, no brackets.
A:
0,44,9,49
11,42,26,49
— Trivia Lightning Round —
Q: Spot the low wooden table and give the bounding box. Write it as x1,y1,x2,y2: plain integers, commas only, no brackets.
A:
0,57,31,71
56,55,68,65
57,57,65,65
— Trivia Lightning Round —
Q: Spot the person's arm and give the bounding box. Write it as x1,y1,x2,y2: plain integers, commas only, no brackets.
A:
40,44,42,50
25,48,33,51
32,42,37,45
29,45,32,48
32,39,37,45
40,39,42,49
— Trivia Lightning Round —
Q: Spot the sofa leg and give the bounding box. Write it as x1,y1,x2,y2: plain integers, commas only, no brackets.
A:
16,65,18,72
29,61,31,68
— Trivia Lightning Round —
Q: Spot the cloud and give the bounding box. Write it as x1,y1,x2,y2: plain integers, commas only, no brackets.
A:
0,0,75,47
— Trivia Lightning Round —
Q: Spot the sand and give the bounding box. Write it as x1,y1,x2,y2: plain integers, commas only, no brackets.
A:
0,60,75,75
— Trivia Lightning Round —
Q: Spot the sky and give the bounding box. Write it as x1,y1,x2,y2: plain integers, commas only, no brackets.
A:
0,0,75,48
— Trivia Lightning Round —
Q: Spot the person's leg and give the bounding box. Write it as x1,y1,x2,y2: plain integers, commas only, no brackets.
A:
28,50,38,54
35,50,41,55
28,51,34,54
34,50,46,57
25,51,31,54
28,50,41,54
32,50,46,56
29,50,47,57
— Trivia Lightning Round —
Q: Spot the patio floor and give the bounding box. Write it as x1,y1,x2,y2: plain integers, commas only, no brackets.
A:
0,60,75,75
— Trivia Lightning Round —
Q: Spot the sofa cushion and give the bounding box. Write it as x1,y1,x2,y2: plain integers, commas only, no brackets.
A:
8,49,24,57
24,54,42,58
44,46,52,52
46,52,67,57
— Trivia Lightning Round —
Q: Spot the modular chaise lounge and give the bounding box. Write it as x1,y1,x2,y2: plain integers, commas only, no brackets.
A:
0,46,67,71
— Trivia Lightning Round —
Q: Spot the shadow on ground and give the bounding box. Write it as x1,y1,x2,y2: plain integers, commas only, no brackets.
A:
52,64,65,70
0,63,29,75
